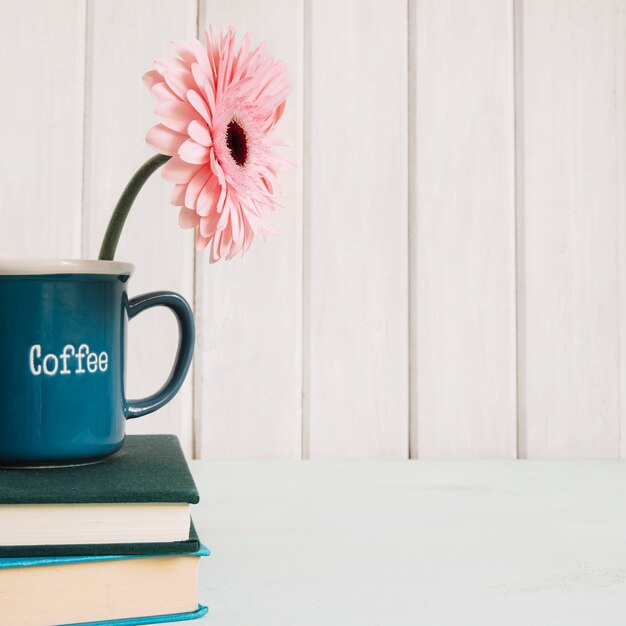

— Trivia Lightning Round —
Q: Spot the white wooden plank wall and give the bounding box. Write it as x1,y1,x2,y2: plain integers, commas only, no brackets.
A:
411,0,517,458
1,0,626,459
518,0,623,458
304,0,409,458
0,0,85,258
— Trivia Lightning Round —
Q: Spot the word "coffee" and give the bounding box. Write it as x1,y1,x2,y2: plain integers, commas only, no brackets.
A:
29,344,109,376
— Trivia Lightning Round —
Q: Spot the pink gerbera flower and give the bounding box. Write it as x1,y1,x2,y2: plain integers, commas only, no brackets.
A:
143,26,290,262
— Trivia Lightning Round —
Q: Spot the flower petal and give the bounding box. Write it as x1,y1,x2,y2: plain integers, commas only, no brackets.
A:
227,237,244,259
145,124,186,156
196,233,211,251
171,183,186,206
216,193,231,231
192,38,213,81
188,120,212,147
196,175,219,216
219,227,233,259
273,100,286,126
171,40,197,65
204,25,221,77
230,32,252,83
164,67,196,100
209,231,222,262
161,155,201,184
209,150,226,188
155,56,188,74
178,138,210,165
200,210,220,237
150,81,177,104
241,219,255,255
230,200,242,243
142,70,162,89
261,176,273,194
198,71,217,118
190,62,208,92
179,206,200,229
216,182,227,214
155,101,199,133
184,167,211,210
186,89,212,125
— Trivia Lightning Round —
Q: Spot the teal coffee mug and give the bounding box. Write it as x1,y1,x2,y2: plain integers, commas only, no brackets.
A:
0,260,195,467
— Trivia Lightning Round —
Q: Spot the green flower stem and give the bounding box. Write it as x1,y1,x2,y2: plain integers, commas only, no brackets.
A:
98,153,171,261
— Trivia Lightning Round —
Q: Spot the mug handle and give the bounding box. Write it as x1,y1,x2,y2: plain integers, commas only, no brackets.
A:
123,291,195,419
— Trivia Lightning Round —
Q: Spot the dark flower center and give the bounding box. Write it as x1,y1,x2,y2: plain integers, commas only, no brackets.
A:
226,119,248,166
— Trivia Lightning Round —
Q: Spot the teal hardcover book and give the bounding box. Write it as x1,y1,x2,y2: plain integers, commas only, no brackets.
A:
66,606,208,625
0,435,200,555
66,605,208,625
0,545,210,626
0,544,210,568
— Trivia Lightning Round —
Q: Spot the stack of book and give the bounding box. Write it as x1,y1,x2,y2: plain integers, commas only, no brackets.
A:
0,435,209,626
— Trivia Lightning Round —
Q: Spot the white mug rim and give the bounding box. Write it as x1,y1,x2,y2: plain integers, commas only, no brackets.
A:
0,259,134,276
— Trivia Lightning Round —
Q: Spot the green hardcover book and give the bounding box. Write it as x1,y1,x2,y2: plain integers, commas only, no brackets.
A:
0,435,200,557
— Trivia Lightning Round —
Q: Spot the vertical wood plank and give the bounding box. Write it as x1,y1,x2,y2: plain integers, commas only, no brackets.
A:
305,0,409,459
0,0,85,258
619,4,626,459
519,0,622,458
411,0,517,458
194,1,303,459
83,0,197,456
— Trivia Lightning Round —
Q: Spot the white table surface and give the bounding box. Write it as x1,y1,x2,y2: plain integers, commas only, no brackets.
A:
187,461,626,626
